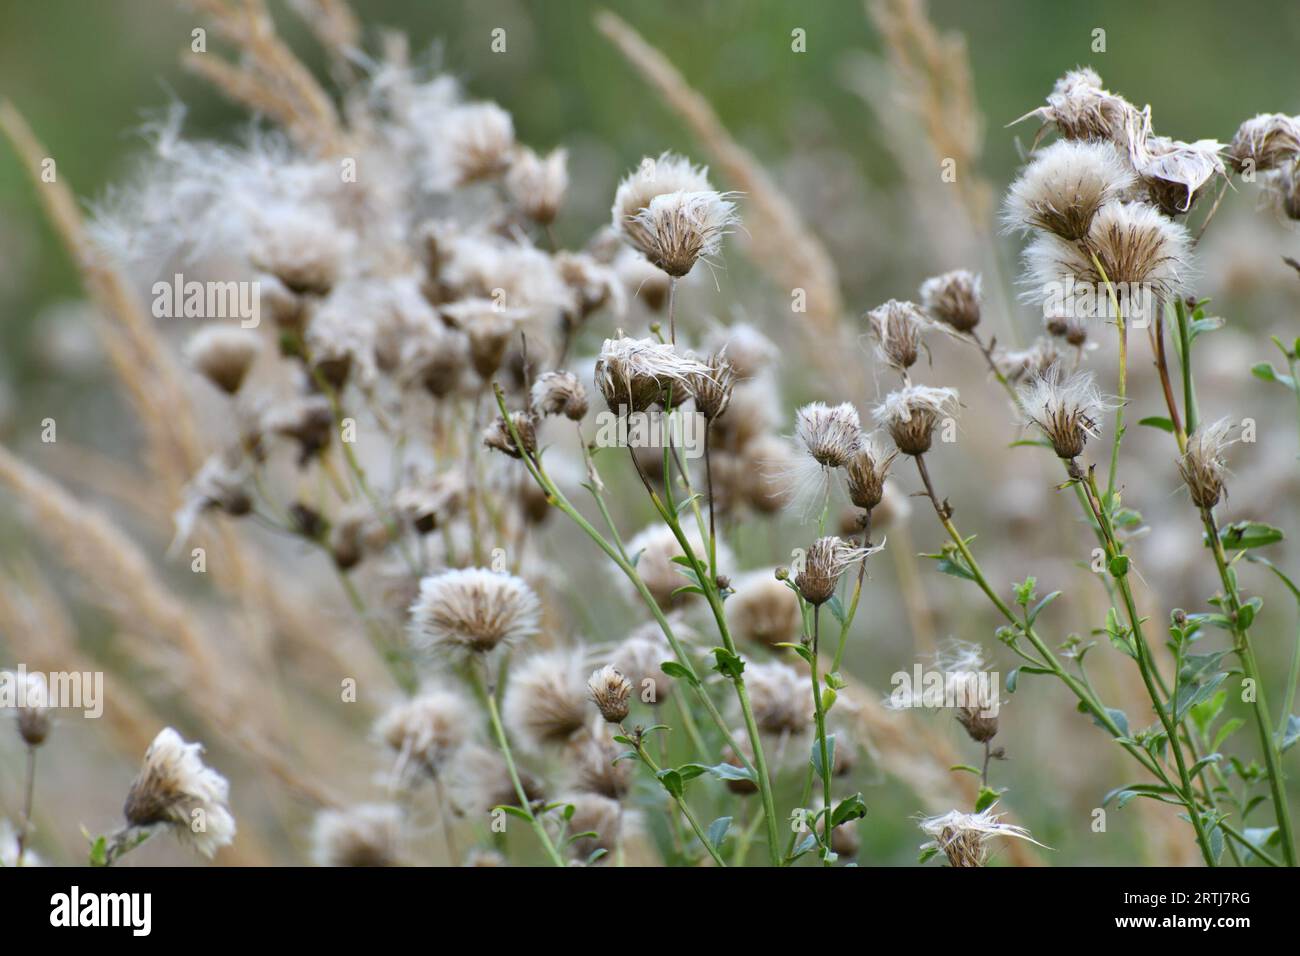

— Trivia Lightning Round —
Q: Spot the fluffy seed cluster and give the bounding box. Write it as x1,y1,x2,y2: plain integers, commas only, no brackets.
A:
873,386,959,456
745,661,814,737
502,650,589,752
506,146,568,225
1178,418,1235,509
312,804,404,867
409,568,542,656
866,299,928,371
796,535,877,606
375,688,469,782
844,435,897,512
183,325,261,395
531,370,589,420
688,352,736,421
725,571,803,648
1018,364,1110,460
1003,139,1136,240
10,671,51,747
594,336,712,413
587,664,633,724
612,153,737,277
123,727,236,858
919,807,1040,868
1227,113,1300,174
794,402,863,469
918,270,982,333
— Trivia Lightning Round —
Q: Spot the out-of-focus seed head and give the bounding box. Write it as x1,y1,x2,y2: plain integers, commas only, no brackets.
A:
1178,417,1235,509
995,336,1065,384
866,299,928,370
8,671,51,747
502,650,589,752
408,568,541,657
531,370,589,421
746,662,814,737
1227,113,1300,174
725,571,802,648
611,152,713,243
183,326,261,395
505,146,568,225
1013,67,1138,145
873,386,960,456
375,687,469,782
445,102,515,184
123,727,236,858
587,664,633,724
919,270,983,333
483,410,537,459
312,804,404,867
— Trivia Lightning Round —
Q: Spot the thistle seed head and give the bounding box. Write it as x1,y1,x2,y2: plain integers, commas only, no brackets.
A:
502,649,589,752
1018,364,1111,460
183,326,261,395
844,435,898,511
919,807,1040,868
1227,113,1300,174
866,299,929,370
794,401,862,469
594,336,713,413
873,386,960,456
587,664,633,724
796,535,878,606
123,727,236,858
1178,417,1235,509
1003,140,1136,240
919,270,983,333
408,568,542,657
531,370,589,421
505,146,568,225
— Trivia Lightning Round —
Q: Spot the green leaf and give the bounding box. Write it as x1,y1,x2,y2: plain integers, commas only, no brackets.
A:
826,594,847,625
88,835,108,867
1251,362,1297,391
711,647,746,680
918,846,941,864
949,764,982,775
825,671,847,690
831,793,868,827
821,686,837,712
1101,783,1176,808
1027,590,1061,625
811,734,837,777
706,816,732,848
494,805,535,822
1216,520,1284,551
1093,707,1129,737
1138,416,1175,433
656,768,684,798
1213,717,1245,752
1005,665,1053,694
1108,554,1130,578
1014,576,1038,607
776,641,815,666
658,661,699,686
974,786,1000,813
1172,671,1229,725
1190,688,1228,736
680,761,756,784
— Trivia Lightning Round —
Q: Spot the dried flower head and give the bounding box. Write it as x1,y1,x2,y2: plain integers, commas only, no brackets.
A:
531,370,589,421
1227,113,1300,174
183,326,260,395
483,410,538,459
587,665,633,724
440,298,527,379
7,670,51,747
502,650,589,752
688,352,736,421
375,687,469,782
745,661,814,737
844,435,897,512
262,394,334,465
1123,110,1226,215
562,793,627,863
1003,140,1136,240
1018,364,1111,460
1042,308,1090,348
594,336,713,413
1022,201,1193,307
409,568,541,657
312,804,404,867
1178,417,1236,509
866,299,929,370
704,322,778,379
611,152,714,245
873,386,960,456
506,146,568,224
622,523,729,610
796,535,877,606
123,727,236,858
919,270,983,333
919,807,1040,868
569,729,633,800
445,102,515,184
1265,158,1300,220
741,434,797,514
1015,67,1138,144
995,337,1064,384
627,190,739,277
794,402,862,469
725,571,802,648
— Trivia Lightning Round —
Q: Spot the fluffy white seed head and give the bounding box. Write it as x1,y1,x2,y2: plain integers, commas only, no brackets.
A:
375,687,469,782
794,402,862,469
183,326,261,395
866,300,929,370
312,804,405,867
919,806,1041,868
502,649,589,752
593,336,713,413
1004,140,1136,240
408,568,541,657
123,727,236,858
919,270,983,333
1178,417,1236,509
873,386,960,456
506,146,568,224
1018,364,1112,460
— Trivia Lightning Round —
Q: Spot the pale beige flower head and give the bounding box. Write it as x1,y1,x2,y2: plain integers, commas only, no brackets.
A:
1018,364,1112,460
506,146,568,224
123,727,236,858
7,670,51,747
1227,113,1300,174
844,433,898,512
1178,417,1236,509
375,687,469,782
483,410,538,459
920,807,1040,867
622,523,730,610
587,664,633,724
531,370,589,421
1004,140,1136,240
312,804,404,867
612,627,677,706
704,322,778,380
919,270,983,333
409,568,542,657
611,151,714,240
628,190,739,278
594,336,712,413
726,571,802,648
568,728,633,799
1123,109,1226,216
866,299,929,370
873,386,960,456
796,535,879,606
1015,67,1138,145
794,401,862,469
183,326,260,395
745,661,814,737
995,337,1064,384
688,351,736,421
502,649,589,752
445,102,515,184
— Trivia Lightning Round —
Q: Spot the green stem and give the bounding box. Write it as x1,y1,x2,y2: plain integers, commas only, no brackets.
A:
627,729,726,866
809,607,834,864
1203,510,1297,866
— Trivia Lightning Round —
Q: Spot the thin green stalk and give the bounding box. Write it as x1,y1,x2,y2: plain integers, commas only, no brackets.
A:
1087,250,1126,499
626,728,726,866
480,679,566,867
1203,511,1297,866
808,607,834,864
